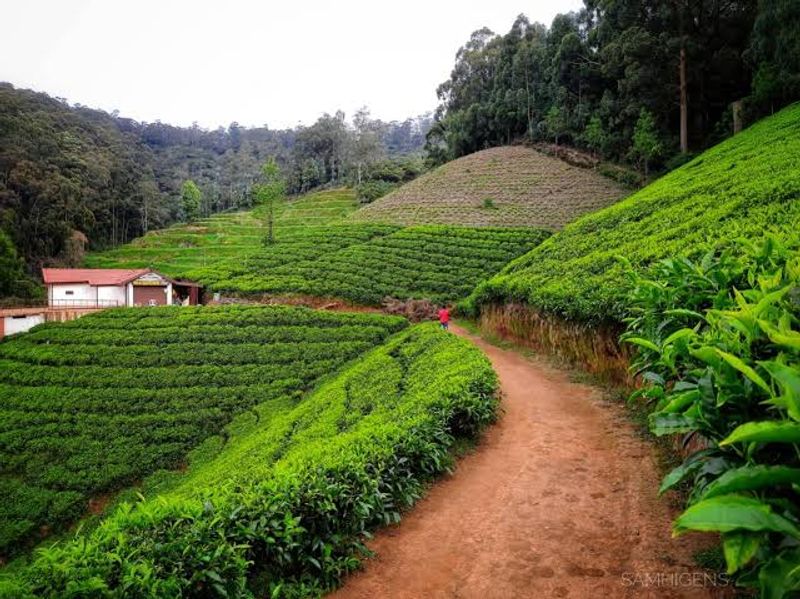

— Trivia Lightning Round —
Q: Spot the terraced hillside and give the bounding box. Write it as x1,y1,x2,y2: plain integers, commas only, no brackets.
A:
0,305,406,556
205,225,549,305
349,146,628,229
87,191,550,306
84,188,357,274
466,102,800,324
3,323,498,597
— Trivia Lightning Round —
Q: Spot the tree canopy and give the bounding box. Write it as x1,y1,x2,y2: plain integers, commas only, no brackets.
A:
427,1,798,171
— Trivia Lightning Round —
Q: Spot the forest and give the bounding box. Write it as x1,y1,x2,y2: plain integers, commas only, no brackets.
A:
426,0,799,170
0,83,430,285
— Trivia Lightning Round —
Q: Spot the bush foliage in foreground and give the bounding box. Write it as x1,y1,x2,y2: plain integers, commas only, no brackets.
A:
465,102,800,324
0,306,406,557
2,324,498,598
623,236,800,597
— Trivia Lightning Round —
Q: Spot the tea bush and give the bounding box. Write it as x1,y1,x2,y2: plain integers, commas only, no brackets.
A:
214,225,549,306
465,102,800,324
0,305,406,556
4,324,498,598
622,235,800,597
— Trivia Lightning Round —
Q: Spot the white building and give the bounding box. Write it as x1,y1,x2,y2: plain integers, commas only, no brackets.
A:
42,269,176,307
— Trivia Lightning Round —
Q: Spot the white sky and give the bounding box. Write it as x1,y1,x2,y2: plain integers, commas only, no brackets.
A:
0,0,582,129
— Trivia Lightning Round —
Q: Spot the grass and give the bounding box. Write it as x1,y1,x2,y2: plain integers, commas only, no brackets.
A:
465,102,800,325
348,146,629,229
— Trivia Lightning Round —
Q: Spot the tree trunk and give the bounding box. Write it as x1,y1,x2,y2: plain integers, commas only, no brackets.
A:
680,45,688,154
732,100,743,134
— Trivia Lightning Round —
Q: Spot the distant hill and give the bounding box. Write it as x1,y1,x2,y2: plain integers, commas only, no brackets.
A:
349,146,629,229
466,102,800,324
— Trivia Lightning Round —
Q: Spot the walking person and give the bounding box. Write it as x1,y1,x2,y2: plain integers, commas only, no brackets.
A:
438,305,451,331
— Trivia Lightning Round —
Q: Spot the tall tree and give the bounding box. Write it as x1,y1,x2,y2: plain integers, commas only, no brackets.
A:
253,157,286,245
181,180,202,222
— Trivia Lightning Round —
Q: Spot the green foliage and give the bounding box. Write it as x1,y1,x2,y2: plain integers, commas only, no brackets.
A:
181,180,202,222
629,109,663,175
0,305,405,556
581,115,607,155
0,230,38,299
254,157,287,245
543,106,567,145
201,225,549,306
747,0,800,114
621,235,800,596
465,103,800,324
7,324,498,597
355,180,396,204
85,188,359,275
429,3,776,168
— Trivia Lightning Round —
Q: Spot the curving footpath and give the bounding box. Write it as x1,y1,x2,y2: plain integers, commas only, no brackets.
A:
329,325,723,599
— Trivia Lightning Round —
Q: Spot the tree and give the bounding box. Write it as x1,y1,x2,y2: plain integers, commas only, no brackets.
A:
181,180,202,222
254,157,286,245
0,230,36,299
349,107,385,185
582,115,607,155
747,0,800,114
543,106,567,145
630,109,663,176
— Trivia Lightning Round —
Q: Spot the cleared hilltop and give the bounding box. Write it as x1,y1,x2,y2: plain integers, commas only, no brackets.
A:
349,146,629,229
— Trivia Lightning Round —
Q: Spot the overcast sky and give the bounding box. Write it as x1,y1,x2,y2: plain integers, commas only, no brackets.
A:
1,0,582,130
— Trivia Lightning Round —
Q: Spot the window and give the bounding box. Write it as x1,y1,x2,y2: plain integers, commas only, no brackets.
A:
65,290,74,296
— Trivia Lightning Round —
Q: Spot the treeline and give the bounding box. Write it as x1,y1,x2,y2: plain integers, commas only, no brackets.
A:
0,83,430,283
426,0,800,171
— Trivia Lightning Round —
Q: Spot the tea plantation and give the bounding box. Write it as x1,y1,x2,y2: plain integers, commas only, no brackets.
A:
2,324,498,598
465,102,800,324
210,225,550,305
0,305,406,556
84,188,359,276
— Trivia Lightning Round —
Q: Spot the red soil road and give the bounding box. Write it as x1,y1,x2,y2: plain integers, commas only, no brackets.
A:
329,325,723,599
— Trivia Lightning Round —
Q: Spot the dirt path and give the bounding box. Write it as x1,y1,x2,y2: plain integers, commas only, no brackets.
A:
329,326,723,599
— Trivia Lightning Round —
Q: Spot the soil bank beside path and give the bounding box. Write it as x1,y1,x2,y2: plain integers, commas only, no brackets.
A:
329,325,724,599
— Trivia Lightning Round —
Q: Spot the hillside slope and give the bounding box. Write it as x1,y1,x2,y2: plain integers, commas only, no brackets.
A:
87,188,550,306
0,305,405,555
4,323,497,597
466,103,800,323
349,146,628,229
84,188,357,274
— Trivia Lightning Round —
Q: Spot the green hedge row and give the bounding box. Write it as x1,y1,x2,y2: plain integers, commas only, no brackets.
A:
464,102,800,324
0,306,406,556
2,324,499,598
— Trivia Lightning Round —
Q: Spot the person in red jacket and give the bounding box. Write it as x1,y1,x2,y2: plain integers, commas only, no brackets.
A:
438,305,451,330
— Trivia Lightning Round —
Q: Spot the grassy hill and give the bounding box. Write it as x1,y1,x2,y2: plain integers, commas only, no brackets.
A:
1,319,497,597
465,102,800,324
348,146,629,229
84,188,358,274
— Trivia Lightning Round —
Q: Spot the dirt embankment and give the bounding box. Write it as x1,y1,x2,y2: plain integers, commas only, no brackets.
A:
330,325,722,599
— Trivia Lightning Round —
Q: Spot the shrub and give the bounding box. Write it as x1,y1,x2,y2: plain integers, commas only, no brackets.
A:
622,235,800,597
0,305,406,556
9,324,499,597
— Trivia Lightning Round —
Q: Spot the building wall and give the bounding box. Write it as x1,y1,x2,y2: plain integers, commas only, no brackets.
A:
49,283,94,305
97,285,126,306
4,314,45,336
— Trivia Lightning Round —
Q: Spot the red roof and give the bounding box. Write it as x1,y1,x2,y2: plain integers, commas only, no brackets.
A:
42,268,151,286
